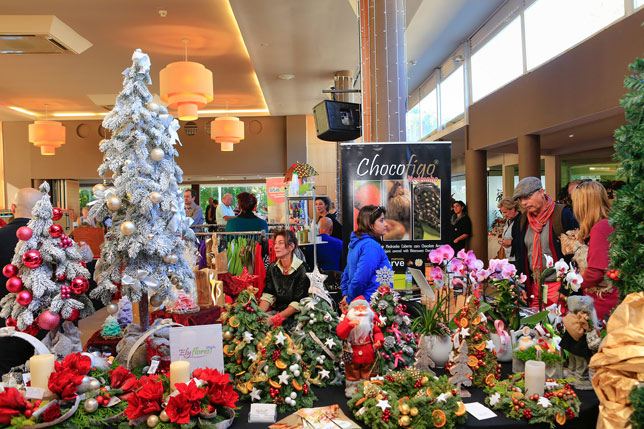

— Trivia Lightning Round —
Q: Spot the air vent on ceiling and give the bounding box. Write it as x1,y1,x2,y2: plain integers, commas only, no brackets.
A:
0,15,92,54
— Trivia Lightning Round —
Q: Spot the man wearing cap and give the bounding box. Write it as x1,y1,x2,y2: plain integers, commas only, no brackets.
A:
513,177,578,308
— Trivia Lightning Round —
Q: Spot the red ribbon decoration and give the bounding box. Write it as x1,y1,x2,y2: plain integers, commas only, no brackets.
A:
387,323,403,343
392,351,406,368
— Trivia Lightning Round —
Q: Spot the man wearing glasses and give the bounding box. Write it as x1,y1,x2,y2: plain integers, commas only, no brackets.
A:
513,177,578,308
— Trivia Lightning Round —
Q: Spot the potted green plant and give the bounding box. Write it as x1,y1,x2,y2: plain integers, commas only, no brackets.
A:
412,288,452,367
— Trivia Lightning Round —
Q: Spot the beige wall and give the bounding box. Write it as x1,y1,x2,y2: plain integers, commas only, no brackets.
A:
305,114,338,205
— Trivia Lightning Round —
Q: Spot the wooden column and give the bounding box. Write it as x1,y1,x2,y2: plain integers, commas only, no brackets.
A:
465,126,488,260
518,135,541,179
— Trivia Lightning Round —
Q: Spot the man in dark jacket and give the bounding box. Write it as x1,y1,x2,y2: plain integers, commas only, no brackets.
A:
0,188,42,374
513,177,578,308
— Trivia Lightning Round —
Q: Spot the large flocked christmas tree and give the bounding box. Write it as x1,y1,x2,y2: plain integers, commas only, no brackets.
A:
88,49,196,329
0,183,94,331
609,56,644,299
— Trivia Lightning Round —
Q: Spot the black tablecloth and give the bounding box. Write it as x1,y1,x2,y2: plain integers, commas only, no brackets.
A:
232,363,598,428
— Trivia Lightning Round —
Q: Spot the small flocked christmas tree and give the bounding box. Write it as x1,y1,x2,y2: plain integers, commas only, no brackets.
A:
446,296,501,388
609,56,644,299
292,293,343,387
222,288,270,392
370,267,419,373
246,327,317,413
0,183,94,331
88,49,196,329
101,314,123,339
448,340,473,397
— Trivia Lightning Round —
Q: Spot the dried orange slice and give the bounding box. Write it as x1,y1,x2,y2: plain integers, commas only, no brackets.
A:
426,387,434,398
235,370,246,376
275,359,287,370
269,379,281,389
292,379,303,391
460,318,469,328
432,409,447,427
371,380,384,386
511,392,524,400
246,380,254,392
223,344,234,357
355,397,367,407
229,315,240,328
485,374,496,386
475,342,486,351
467,355,478,367
473,315,481,325
555,412,566,425
454,402,467,416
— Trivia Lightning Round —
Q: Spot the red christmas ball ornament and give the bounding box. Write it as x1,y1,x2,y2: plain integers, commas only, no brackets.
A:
6,276,23,293
2,264,18,278
79,261,87,268
66,308,80,322
16,290,33,306
49,224,63,238
5,318,16,327
52,207,63,221
16,226,33,241
71,277,89,294
38,310,60,330
22,250,42,269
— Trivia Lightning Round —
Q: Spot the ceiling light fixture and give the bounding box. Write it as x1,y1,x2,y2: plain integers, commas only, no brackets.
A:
277,74,295,80
8,106,37,116
568,134,574,138
210,102,244,151
28,104,65,156
200,108,268,115
160,39,213,121
53,112,104,117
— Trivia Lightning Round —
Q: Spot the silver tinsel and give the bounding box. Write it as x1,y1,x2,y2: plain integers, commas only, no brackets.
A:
378,300,389,311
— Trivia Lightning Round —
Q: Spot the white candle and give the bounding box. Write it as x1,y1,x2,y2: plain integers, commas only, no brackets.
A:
29,354,55,390
169,360,191,390
524,360,545,397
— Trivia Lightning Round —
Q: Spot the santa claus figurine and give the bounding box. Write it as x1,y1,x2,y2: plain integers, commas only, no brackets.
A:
337,296,384,398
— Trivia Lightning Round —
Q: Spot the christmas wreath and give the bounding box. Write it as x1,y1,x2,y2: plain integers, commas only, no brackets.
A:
348,368,467,429
484,373,581,428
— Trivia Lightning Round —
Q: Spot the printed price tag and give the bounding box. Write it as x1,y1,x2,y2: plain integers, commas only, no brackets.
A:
22,373,31,386
148,359,160,375
25,387,45,400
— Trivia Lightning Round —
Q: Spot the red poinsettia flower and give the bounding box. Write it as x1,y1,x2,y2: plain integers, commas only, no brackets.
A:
42,403,61,422
109,366,138,392
55,353,91,376
192,367,238,407
208,385,239,409
124,378,164,420
48,369,84,400
165,380,207,424
0,388,28,423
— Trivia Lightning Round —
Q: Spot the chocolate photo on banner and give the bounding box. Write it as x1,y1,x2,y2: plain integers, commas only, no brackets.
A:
383,180,411,240
412,181,441,240
352,180,381,230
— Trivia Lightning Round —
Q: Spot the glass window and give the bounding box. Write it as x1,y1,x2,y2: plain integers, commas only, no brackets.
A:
440,66,465,126
420,89,438,137
406,103,420,141
471,17,523,102
637,0,644,8
525,0,624,70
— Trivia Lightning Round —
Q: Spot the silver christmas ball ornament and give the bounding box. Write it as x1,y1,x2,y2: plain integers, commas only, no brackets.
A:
149,192,162,204
120,221,136,236
290,392,297,399
106,303,119,315
175,282,185,290
150,148,165,162
169,254,179,264
106,196,122,211
147,414,159,427
88,378,101,391
146,233,154,240
124,159,132,168
84,398,99,413
92,184,105,195
147,102,160,112
150,294,164,307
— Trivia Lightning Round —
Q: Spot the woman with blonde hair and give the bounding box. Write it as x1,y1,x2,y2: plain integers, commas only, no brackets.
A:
571,180,618,322
497,197,522,262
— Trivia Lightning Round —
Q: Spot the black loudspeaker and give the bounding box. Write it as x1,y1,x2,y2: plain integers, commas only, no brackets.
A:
312,100,361,142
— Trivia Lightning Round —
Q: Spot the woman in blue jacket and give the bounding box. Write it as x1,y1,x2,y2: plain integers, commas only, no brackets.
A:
340,205,392,311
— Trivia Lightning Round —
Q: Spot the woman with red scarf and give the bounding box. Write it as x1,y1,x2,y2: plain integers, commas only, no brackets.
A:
513,177,579,308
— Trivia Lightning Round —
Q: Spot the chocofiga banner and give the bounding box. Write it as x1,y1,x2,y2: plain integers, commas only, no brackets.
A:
340,142,451,288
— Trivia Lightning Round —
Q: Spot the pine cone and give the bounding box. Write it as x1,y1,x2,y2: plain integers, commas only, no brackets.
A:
406,368,422,381
363,382,381,398
384,336,396,349
414,388,427,398
392,372,406,383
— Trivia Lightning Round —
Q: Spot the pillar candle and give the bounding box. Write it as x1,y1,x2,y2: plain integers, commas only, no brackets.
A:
29,354,55,390
524,360,545,397
169,360,191,390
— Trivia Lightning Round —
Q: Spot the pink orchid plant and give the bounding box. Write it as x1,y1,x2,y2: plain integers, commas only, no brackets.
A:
477,258,527,332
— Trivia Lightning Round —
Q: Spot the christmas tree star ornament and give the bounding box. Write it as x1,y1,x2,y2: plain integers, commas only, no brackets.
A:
250,387,262,402
319,369,330,379
486,339,496,351
247,351,257,361
243,331,254,344
376,399,391,411
460,327,470,338
278,370,291,385
489,392,501,407
324,338,335,348
274,331,287,345
437,392,450,403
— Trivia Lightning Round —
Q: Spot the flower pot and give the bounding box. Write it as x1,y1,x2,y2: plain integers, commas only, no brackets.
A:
425,335,452,368
490,333,513,362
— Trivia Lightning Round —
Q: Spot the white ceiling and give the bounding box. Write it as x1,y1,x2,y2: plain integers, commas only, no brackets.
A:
0,0,504,121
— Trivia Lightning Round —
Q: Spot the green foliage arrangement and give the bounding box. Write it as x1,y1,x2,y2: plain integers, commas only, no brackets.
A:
514,346,565,364
630,384,644,429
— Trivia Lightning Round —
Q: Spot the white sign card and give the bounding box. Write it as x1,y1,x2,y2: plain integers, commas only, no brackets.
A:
169,324,224,372
464,402,497,420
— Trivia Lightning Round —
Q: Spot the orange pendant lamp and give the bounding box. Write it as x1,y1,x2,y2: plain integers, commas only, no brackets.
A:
28,105,65,155
160,39,213,121
210,116,244,151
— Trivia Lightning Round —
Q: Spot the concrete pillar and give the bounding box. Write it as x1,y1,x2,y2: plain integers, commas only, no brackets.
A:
544,155,561,199
503,164,515,198
360,0,407,142
465,147,488,261
518,135,541,179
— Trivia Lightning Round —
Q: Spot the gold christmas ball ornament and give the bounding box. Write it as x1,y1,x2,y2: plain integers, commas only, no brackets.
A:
146,414,159,427
150,294,164,307
410,407,419,417
159,410,170,423
92,184,106,195
399,416,411,427
150,148,165,162
120,221,136,236
421,376,429,385
83,398,98,413
106,196,122,211
88,378,101,390
106,303,119,315
399,403,410,415
149,192,162,204
170,274,180,285
223,331,234,341
163,254,179,264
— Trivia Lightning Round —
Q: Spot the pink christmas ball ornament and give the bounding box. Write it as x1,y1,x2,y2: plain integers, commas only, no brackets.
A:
16,226,33,241
66,308,80,322
2,264,18,278
49,224,63,238
16,290,33,306
71,277,89,294
38,310,60,330
52,207,63,221
6,276,23,293
22,250,42,269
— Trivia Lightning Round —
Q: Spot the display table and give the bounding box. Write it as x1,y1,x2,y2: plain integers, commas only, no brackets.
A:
149,306,222,326
83,330,121,355
233,363,599,428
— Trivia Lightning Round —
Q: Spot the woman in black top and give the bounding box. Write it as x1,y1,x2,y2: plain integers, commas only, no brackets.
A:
315,196,342,240
259,230,310,329
450,201,472,252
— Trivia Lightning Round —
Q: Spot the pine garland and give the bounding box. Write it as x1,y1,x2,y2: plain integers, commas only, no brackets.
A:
630,384,644,429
